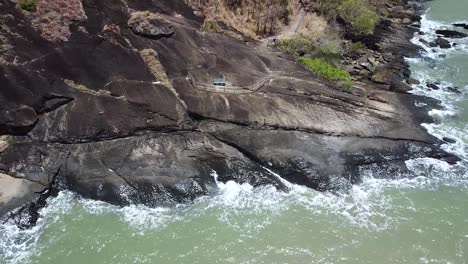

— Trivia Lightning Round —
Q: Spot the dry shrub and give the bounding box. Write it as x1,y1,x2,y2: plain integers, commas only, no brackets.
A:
187,0,288,38
281,12,343,57
140,49,170,85
32,0,87,42
294,13,328,38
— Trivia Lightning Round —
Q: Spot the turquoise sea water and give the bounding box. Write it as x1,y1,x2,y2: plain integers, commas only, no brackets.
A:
1,1,468,263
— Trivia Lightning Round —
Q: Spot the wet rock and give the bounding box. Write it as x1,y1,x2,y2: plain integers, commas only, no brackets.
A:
426,83,440,90
419,39,429,46
443,137,457,144
447,86,462,94
411,22,421,28
0,133,288,207
436,37,451,49
0,173,44,217
435,29,468,39
390,82,412,93
452,23,468,30
200,122,457,191
407,78,420,85
428,41,438,48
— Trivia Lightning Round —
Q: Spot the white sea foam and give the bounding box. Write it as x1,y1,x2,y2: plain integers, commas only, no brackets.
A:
412,14,468,59
0,191,75,264
406,7,468,164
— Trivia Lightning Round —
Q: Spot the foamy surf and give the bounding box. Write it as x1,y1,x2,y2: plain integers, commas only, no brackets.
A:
412,13,468,59
401,6,468,190
406,13,468,158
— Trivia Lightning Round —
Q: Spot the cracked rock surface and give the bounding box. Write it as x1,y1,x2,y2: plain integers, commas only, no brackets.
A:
0,0,459,220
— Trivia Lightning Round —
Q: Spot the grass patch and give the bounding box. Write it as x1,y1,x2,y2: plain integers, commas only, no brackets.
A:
278,35,352,91
19,0,37,12
298,57,352,90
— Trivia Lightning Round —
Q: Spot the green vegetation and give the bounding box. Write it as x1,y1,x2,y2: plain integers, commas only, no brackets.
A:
279,35,352,90
350,41,366,53
298,57,352,90
19,0,37,12
7,140,18,145
278,34,341,64
316,0,379,34
201,20,222,33
278,35,316,57
337,0,379,35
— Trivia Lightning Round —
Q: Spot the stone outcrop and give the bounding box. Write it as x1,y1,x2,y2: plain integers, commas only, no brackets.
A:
0,173,44,218
452,23,468,30
435,29,467,39
128,11,175,40
0,0,459,222
436,37,451,49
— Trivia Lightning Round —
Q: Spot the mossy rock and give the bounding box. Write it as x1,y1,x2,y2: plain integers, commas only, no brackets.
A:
19,0,37,12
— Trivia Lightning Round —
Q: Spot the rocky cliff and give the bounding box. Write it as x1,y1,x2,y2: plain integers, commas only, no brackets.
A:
0,0,458,226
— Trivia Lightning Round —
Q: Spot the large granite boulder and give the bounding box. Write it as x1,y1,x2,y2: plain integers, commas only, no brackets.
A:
128,11,175,40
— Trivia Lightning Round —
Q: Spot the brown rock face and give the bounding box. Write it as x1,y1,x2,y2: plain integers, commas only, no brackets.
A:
0,0,458,221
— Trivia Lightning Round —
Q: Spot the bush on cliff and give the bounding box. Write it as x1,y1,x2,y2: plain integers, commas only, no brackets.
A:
298,57,352,90
19,0,37,12
201,20,222,33
278,34,342,64
350,41,366,53
338,0,379,35
278,35,316,57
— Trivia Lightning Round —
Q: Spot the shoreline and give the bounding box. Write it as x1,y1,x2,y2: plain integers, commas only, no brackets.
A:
0,0,461,226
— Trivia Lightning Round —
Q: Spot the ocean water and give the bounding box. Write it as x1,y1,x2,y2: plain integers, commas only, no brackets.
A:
1,1,468,263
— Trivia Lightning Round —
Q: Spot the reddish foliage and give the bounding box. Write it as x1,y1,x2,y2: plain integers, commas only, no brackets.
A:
32,0,87,42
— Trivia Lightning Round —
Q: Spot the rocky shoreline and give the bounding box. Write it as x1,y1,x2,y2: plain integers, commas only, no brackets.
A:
0,0,459,227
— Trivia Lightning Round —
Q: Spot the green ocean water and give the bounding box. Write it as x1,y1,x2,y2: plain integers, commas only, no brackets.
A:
1,1,468,263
